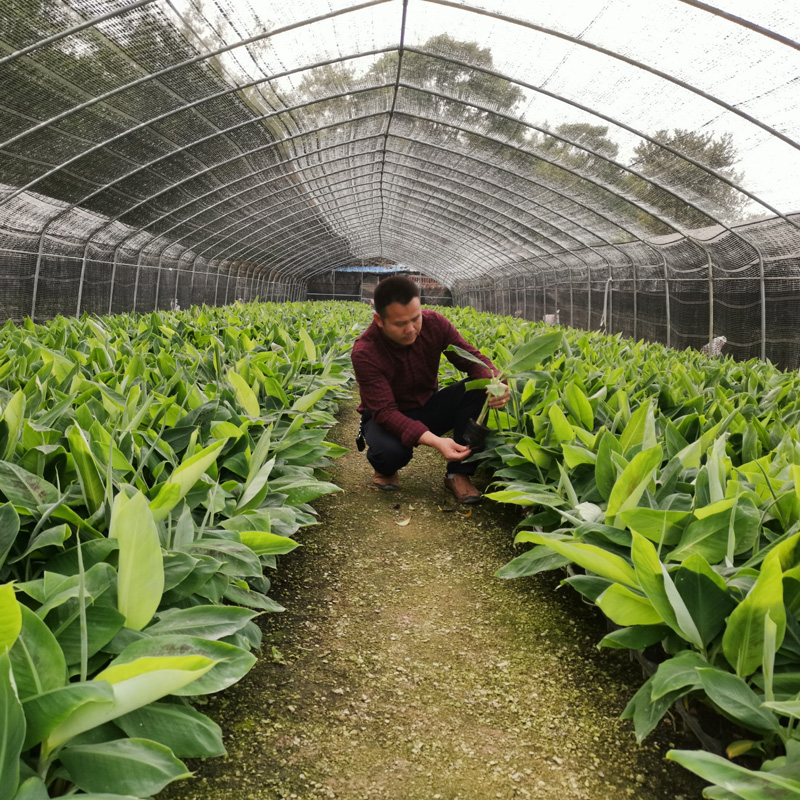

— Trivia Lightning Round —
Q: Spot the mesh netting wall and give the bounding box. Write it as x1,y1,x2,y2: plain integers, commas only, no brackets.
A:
2,0,800,368
452,214,800,370
0,188,303,319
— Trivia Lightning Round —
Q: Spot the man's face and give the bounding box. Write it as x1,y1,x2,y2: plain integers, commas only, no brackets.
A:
374,297,423,346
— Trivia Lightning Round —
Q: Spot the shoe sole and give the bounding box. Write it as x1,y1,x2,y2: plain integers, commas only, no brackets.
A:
445,486,482,504
450,493,482,504
374,482,399,491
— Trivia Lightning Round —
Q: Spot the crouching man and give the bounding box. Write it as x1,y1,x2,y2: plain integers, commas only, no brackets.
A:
351,276,509,504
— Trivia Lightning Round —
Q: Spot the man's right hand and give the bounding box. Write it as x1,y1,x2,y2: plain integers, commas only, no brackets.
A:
418,431,472,461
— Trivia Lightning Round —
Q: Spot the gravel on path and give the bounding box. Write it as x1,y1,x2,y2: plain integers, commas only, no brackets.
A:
161,397,704,800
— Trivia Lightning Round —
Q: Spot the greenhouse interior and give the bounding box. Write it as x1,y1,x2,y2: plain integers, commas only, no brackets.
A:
3,2,800,799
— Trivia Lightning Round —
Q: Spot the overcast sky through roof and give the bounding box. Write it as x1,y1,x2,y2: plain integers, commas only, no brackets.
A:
167,0,800,216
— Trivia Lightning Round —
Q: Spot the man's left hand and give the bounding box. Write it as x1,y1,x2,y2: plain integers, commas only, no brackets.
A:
487,384,510,410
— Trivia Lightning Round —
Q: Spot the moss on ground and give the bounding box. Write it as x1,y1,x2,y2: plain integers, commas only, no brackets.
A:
160,398,705,800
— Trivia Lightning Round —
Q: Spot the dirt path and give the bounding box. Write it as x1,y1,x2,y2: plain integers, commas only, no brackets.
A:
162,398,704,800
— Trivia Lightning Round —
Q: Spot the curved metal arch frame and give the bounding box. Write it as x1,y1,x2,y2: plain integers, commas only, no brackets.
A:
274,217,509,289
0,1,161,68
111,127,636,263
168,156,583,270
180,167,587,287
0,46,400,211
397,45,795,228
19,75,720,250
0,0,791,253
4,8,781,241
6,44,770,288
62,101,685,266
375,0,409,258
234,193,519,288
425,0,800,154
209,184,530,285
4,0,792,324
0,0,395,153
675,0,800,52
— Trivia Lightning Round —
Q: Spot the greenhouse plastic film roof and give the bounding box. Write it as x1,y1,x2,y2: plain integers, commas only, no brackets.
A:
1,0,800,364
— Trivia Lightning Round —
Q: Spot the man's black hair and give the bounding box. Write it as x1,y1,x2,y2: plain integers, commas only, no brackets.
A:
373,275,420,317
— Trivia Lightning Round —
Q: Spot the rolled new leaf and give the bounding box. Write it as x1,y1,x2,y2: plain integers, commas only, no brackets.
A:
722,549,785,677
67,424,105,516
605,445,663,529
110,491,163,631
227,368,260,417
0,582,21,651
149,438,227,521
0,651,25,800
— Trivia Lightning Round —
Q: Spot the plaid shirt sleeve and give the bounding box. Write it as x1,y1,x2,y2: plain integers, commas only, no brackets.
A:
351,345,430,448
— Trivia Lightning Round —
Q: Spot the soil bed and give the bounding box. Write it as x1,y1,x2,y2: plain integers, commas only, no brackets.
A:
161,397,705,800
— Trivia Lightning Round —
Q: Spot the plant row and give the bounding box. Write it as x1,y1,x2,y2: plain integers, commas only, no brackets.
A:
438,306,800,799
0,301,371,800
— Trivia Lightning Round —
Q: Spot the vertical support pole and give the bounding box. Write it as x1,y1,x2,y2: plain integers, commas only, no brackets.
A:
108,243,120,315
522,276,527,319
632,260,638,342
332,268,336,301
172,255,183,311
188,253,200,308
224,263,235,305
706,249,714,351
31,226,48,322
568,266,574,328
587,267,592,330
661,249,671,349
132,247,144,313
154,252,164,311
213,262,222,306
758,247,766,362
76,238,91,317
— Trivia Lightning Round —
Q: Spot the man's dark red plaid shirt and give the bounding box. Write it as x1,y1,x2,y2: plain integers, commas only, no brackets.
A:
352,309,498,448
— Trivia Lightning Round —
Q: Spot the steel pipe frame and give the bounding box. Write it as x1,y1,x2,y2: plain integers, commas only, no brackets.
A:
7,75,713,299
4,9,789,241
242,204,513,291
238,185,545,280
186,161,642,293
185,166,386,263
424,1,800,157
7,1,796,319
1,60,748,273
396,44,797,230
23,83,719,258
0,0,395,154
0,47,399,211
0,0,159,69
375,0,409,259
183,164,571,276
223,197,514,291
85,104,676,287
674,1,800,52
113,129,626,273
